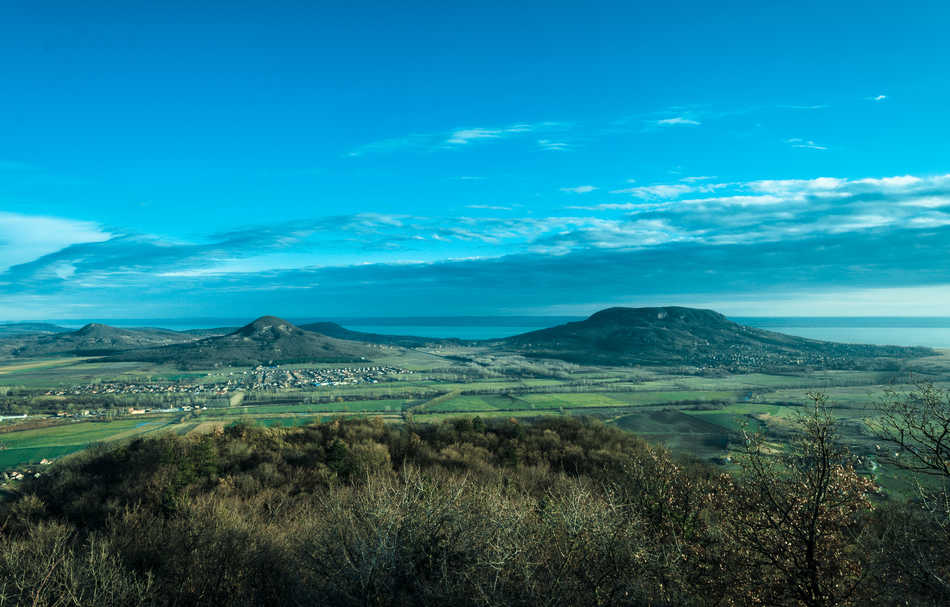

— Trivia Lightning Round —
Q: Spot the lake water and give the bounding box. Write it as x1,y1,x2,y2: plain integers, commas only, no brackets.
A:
758,326,950,348
344,325,551,340
735,319,950,349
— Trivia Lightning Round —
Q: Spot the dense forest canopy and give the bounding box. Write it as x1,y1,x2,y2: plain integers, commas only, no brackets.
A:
2,391,949,606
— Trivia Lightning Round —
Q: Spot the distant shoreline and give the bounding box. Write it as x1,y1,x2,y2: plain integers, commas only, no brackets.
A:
4,316,950,348
5,315,950,330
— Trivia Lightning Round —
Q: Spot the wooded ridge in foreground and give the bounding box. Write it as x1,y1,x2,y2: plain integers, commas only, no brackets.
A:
2,397,949,606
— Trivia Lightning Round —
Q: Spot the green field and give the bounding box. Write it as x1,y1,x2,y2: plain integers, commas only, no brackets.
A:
2,348,949,480
0,359,187,387
613,409,733,459
217,398,414,416
421,390,738,413
0,417,177,469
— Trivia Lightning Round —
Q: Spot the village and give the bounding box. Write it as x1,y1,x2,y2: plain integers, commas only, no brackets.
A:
44,364,409,397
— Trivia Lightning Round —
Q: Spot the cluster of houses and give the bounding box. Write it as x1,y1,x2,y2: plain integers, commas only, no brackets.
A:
693,347,865,370
42,365,409,399
1,458,53,486
235,365,407,391
125,405,206,415
45,382,230,397
48,405,207,418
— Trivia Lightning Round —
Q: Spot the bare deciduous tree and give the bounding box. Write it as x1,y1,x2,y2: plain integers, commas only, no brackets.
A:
874,382,950,479
726,394,875,607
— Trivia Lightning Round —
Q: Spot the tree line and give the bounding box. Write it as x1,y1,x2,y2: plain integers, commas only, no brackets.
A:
0,385,948,606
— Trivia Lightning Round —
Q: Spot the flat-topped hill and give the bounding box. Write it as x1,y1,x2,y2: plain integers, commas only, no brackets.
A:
499,306,934,368
107,316,375,368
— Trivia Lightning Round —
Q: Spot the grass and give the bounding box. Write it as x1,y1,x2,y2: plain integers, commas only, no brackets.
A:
253,416,318,428
612,410,733,459
2,348,948,477
422,390,739,413
0,357,96,375
422,394,522,412
0,417,176,469
412,410,562,423
0,446,88,470
0,360,182,387
219,399,411,415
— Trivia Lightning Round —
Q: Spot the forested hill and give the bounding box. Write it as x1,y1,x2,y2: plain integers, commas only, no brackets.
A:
0,323,202,357
0,322,69,337
106,316,375,368
1,414,944,606
499,306,934,368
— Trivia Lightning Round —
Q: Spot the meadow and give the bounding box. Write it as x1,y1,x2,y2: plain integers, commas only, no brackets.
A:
2,348,949,490
0,417,178,469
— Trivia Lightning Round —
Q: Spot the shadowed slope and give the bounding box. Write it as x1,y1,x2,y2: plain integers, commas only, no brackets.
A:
106,316,374,368
1,323,202,357
499,306,934,368
0,322,70,338
299,321,465,347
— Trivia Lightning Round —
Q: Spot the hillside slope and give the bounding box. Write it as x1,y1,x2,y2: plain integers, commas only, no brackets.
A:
1,323,201,357
0,322,69,338
107,316,375,368
299,321,464,347
498,306,934,368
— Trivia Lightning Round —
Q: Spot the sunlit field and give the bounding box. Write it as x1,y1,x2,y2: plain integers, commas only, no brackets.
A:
4,346,948,497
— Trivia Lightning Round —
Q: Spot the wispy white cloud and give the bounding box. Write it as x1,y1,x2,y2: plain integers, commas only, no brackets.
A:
778,104,828,110
853,175,921,188
609,182,728,199
446,128,504,144
0,212,112,272
785,137,828,150
561,175,950,262
869,94,887,102
9,173,950,320
656,117,701,126
610,184,695,199
675,194,785,207
446,122,563,146
347,122,568,156
900,196,950,209
744,177,844,195
560,185,597,194
345,134,431,157
466,204,513,211
567,202,648,211
680,176,716,183
538,139,570,151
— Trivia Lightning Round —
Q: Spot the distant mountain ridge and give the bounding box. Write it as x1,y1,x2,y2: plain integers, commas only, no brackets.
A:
107,316,375,368
0,308,937,371
499,306,934,368
0,323,204,357
299,321,465,347
0,322,70,337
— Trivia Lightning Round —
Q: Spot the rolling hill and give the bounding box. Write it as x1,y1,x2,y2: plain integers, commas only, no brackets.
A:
107,316,376,368
0,322,70,338
0,323,204,358
498,306,935,368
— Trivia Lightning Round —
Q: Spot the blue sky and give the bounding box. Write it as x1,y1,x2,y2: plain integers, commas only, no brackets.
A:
2,0,950,319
